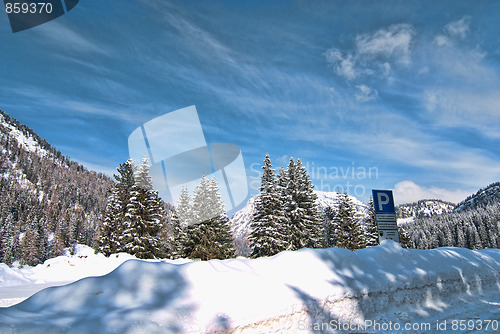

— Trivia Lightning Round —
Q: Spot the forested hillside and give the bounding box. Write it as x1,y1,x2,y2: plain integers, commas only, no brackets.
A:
397,199,456,219
0,109,112,265
402,182,500,250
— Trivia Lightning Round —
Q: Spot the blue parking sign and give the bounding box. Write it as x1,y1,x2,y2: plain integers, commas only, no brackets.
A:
372,190,395,214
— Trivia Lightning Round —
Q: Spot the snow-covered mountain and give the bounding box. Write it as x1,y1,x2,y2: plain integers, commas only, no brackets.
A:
230,191,368,239
315,190,368,216
230,196,258,239
0,111,51,159
0,108,112,265
456,182,500,212
397,199,456,220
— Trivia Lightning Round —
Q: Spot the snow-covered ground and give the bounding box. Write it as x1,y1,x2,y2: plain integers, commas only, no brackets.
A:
0,245,190,308
0,242,499,333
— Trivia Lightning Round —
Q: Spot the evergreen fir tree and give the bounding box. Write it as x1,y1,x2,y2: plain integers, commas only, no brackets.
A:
208,177,235,259
49,225,66,258
121,158,165,259
1,218,18,265
162,210,185,259
363,197,379,247
175,186,193,226
295,159,322,248
281,158,322,250
248,153,288,258
96,159,135,256
334,189,364,251
183,175,234,260
322,206,337,248
398,225,414,248
134,157,153,191
19,218,47,266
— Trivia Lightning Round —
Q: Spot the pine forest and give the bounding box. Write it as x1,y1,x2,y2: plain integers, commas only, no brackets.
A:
0,109,499,267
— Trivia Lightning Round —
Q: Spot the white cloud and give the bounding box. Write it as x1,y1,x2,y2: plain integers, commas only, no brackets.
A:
62,101,143,124
324,49,358,80
356,24,414,66
445,16,471,39
325,24,415,94
434,34,451,47
355,85,377,102
393,180,469,204
434,16,471,47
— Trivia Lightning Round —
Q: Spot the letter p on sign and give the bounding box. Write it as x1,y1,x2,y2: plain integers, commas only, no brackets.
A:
372,190,395,214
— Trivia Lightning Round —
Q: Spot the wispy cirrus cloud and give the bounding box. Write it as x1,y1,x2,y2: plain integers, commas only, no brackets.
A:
325,24,415,102
325,24,414,81
34,21,108,55
435,16,471,46
421,17,500,139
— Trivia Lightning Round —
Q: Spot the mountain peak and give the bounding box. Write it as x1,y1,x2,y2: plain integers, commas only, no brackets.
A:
456,182,500,212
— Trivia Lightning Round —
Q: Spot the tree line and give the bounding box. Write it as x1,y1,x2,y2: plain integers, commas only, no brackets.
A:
96,158,234,261
247,153,413,258
403,201,500,250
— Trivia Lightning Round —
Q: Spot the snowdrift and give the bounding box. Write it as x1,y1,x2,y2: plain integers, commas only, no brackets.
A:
0,241,499,333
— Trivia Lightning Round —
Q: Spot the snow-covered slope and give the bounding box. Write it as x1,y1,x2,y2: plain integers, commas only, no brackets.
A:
315,190,368,216
230,191,368,239
230,195,258,239
397,199,456,220
0,110,50,158
456,182,500,212
0,242,499,333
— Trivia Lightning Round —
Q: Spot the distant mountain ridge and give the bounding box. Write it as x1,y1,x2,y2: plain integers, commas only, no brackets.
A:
456,182,500,212
397,199,456,220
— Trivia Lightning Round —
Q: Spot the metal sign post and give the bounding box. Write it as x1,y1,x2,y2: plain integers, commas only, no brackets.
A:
372,190,400,243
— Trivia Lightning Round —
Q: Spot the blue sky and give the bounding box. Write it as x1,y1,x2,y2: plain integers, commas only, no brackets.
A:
1,0,500,207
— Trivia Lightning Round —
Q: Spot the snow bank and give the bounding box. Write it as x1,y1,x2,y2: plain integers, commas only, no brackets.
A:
0,264,33,287
0,242,499,333
1,245,138,288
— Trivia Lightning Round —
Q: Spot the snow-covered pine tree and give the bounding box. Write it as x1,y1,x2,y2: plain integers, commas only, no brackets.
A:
49,224,66,258
281,158,297,250
19,217,48,266
161,204,185,260
121,158,164,259
322,206,336,248
0,215,18,265
295,158,322,248
175,186,193,226
96,159,135,256
207,176,235,259
363,197,379,247
95,185,123,256
334,189,364,251
282,158,321,251
134,157,153,191
398,225,414,249
182,175,234,260
248,153,288,258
